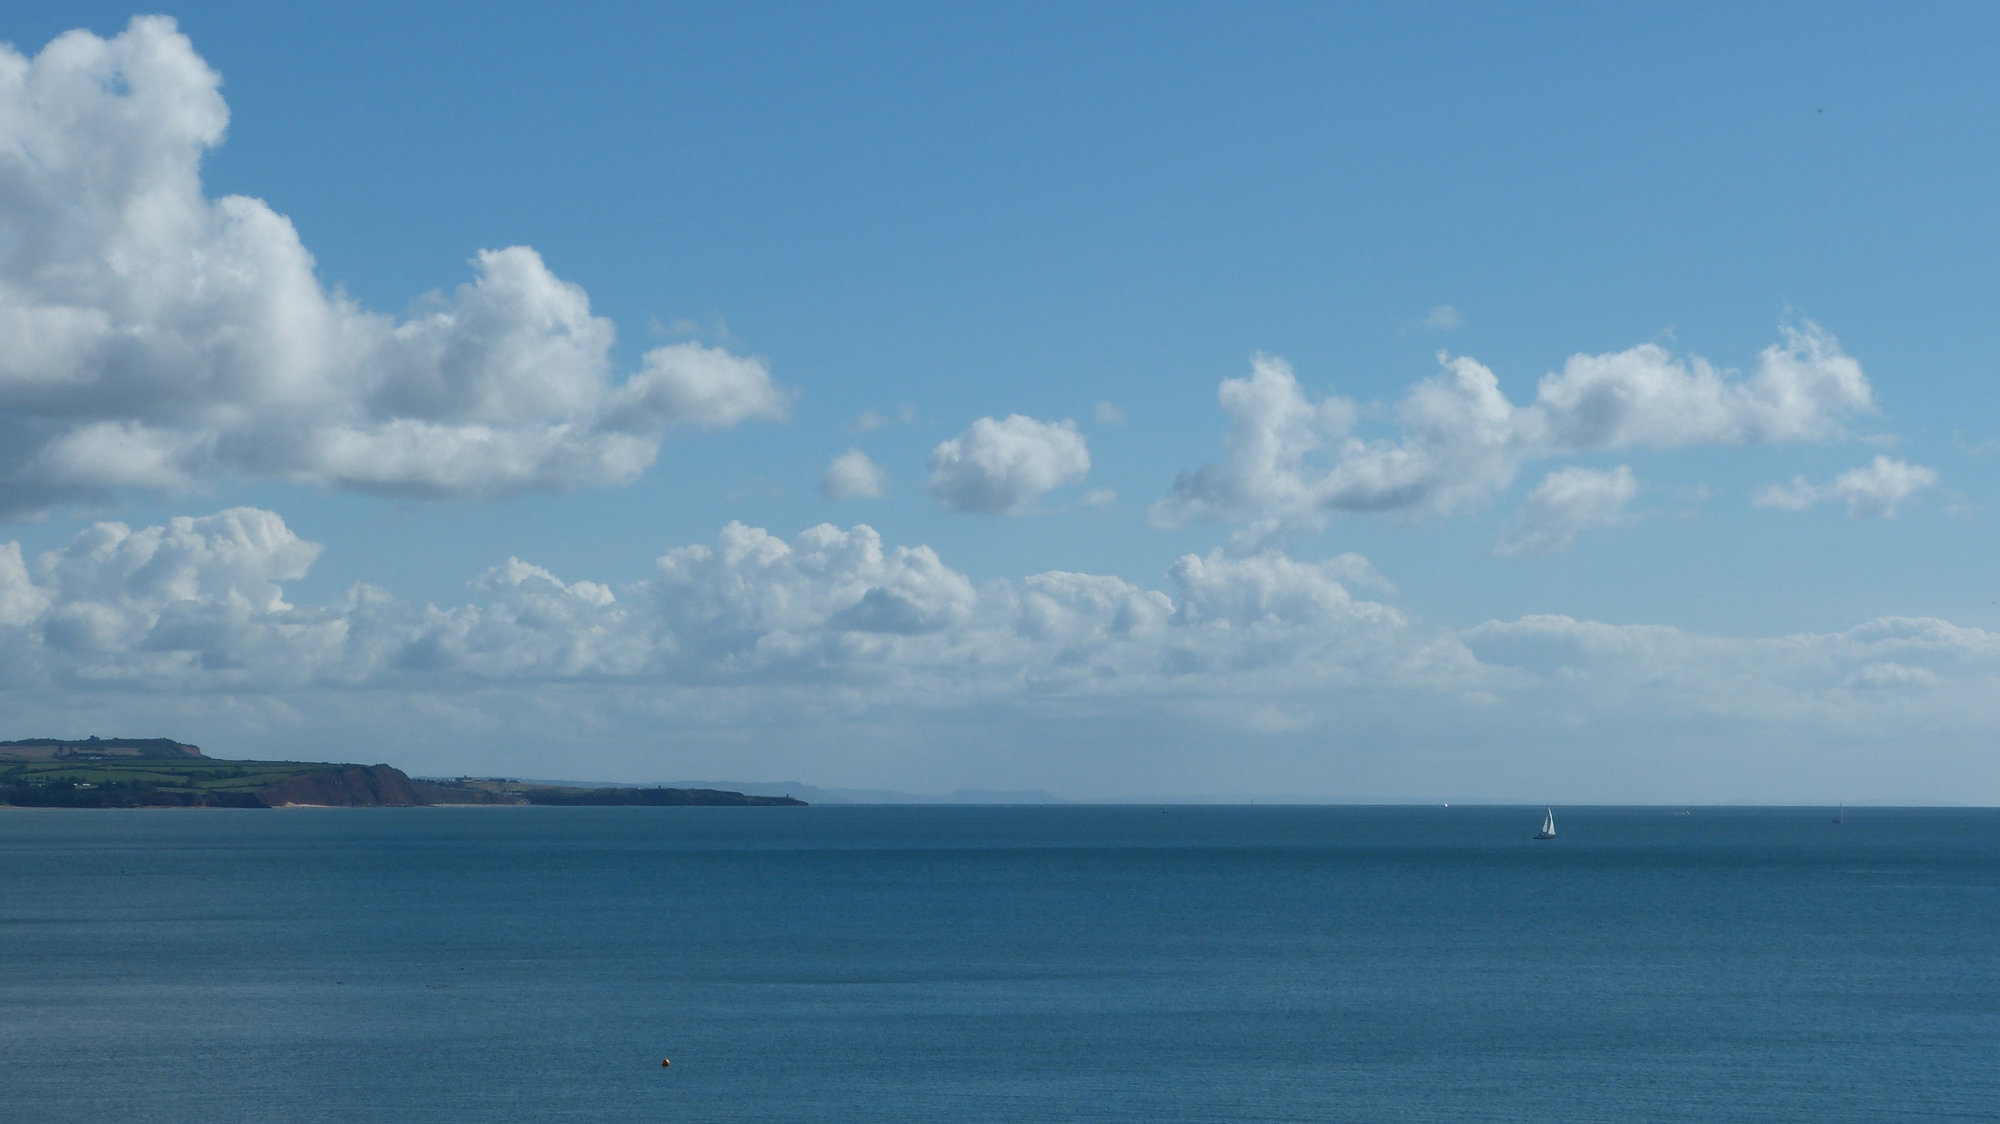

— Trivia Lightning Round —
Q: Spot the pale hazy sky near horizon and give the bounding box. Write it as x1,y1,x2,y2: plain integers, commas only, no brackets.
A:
1,4,1997,801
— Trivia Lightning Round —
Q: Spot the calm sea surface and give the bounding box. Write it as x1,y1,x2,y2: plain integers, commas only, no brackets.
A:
3,805,1997,1123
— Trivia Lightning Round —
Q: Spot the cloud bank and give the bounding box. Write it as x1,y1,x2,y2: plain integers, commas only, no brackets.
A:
0,18,785,518
1152,326,1873,545
0,507,1431,701
4,506,1997,800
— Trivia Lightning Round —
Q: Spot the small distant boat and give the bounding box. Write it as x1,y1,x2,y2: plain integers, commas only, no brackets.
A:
1833,803,1844,825
1534,807,1556,840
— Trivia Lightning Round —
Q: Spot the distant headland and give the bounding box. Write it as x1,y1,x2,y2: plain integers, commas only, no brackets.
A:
0,737,806,809
1,736,205,760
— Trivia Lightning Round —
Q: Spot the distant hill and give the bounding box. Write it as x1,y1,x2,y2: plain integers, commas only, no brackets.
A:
658,780,1067,804
414,777,806,807
0,737,203,761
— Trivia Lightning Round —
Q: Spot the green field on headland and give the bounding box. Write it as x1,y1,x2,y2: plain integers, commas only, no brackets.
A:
0,758,420,808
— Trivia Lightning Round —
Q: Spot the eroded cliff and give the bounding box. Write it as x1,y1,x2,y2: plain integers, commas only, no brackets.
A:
257,765,429,807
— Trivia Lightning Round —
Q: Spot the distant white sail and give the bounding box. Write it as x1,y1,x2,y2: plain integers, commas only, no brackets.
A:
1535,807,1556,840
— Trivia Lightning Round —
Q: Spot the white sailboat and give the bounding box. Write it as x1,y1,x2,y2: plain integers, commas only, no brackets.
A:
1833,803,1844,825
1534,807,1556,840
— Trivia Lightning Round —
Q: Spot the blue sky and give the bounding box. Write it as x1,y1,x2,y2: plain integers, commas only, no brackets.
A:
1,5,1996,800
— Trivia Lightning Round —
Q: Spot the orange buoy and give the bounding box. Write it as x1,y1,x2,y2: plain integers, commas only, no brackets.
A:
661,1059,671,1068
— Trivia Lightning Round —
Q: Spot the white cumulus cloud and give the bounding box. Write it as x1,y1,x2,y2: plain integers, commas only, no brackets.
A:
820,449,888,500
15,508,331,674
928,415,1090,514
0,18,786,517
1752,456,1938,517
1152,325,1873,543
1493,465,1639,558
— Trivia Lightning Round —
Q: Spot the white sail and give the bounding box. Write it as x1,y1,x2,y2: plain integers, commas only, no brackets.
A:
1535,807,1555,839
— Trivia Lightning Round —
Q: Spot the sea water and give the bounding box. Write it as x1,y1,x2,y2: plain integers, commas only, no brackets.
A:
2,805,1996,1123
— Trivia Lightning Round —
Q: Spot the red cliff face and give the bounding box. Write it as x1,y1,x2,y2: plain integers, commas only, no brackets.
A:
257,765,428,807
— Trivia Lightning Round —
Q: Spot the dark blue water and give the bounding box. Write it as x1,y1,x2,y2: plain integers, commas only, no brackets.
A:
3,805,1997,1122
